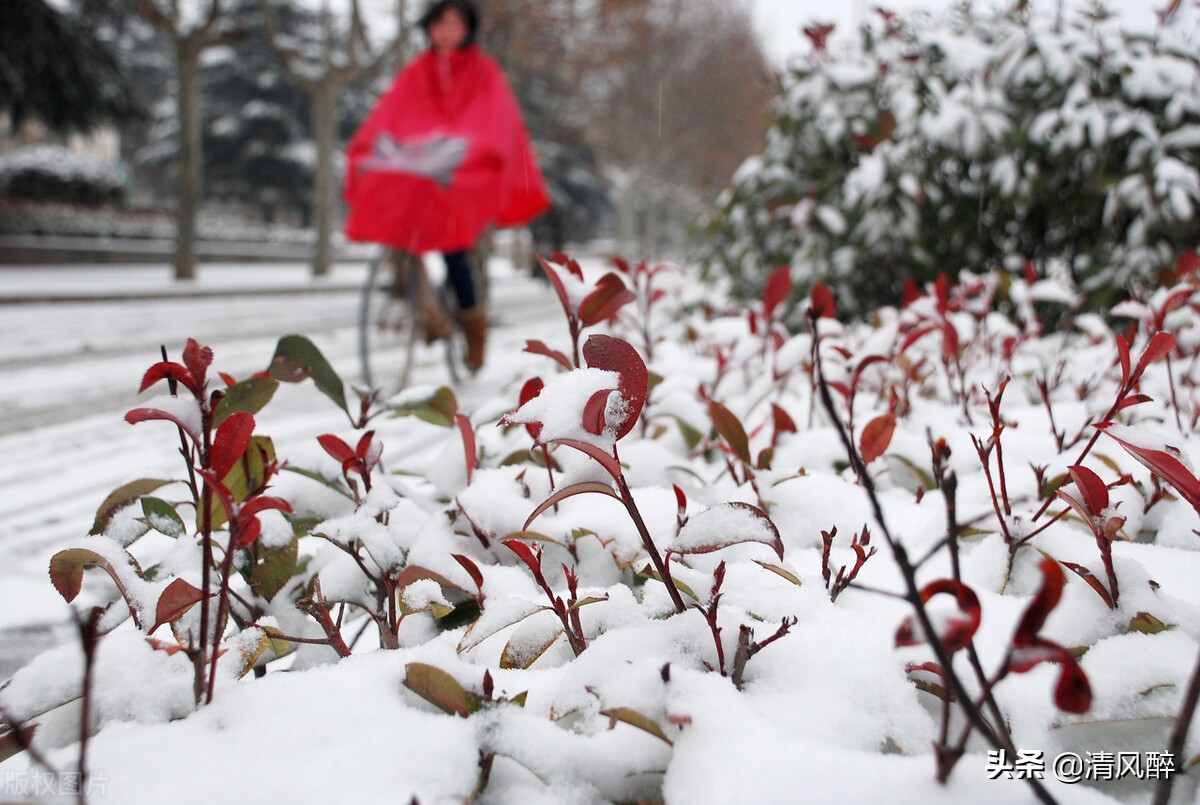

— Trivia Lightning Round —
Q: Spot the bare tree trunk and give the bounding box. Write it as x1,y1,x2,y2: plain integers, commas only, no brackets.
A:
174,40,203,281
311,84,338,278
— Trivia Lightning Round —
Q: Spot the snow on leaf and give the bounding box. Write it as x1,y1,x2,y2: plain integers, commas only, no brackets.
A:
90,478,173,536
669,502,784,559
403,663,483,717
500,612,564,669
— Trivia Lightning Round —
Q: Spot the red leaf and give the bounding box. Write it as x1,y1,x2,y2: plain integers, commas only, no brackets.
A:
1065,465,1109,517
922,579,981,653
1117,394,1154,411
941,319,960,360
140,361,199,397
239,495,292,520
218,371,238,387
860,413,896,464
126,406,201,443
456,413,476,486
762,267,793,319
317,434,355,466
356,431,382,474
709,401,752,466
518,378,545,440
149,577,206,634
901,278,920,308
1097,423,1200,513
579,273,635,327
1024,260,1039,284
1131,332,1177,385
582,388,615,437
524,340,574,371
803,21,834,51
673,484,687,520
1054,655,1092,713
452,554,485,597
232,515,262,549
810,282,836,319
524,481,620,530
611,256,632,274
536,254,575,320
934,273,950,313
1114,334,1132,389
210,412,255,479
899,323,938,354
1060,561,1115,609
548,438,623,481
1013,557,1066,646
551,252,584,281
502,539,542,576
582,335,647,440
1175,250,1200,280
182,339,213,393
771,403,797,447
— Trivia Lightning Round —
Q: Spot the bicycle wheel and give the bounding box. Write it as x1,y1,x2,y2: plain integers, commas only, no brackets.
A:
358,249,421,395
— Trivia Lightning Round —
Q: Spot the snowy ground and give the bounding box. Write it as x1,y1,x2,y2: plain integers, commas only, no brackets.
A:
1,258,1199,805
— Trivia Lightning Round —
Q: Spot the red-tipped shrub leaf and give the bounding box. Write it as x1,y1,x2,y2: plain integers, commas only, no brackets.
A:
211,412,255,480
150,577,206,634
536,254,575,319
182,339,213,392
1176,250,1200,280
1116,334,1132,387
582,389,615,436
452,554,485,597
317,434,355,466
1013,557,1066,646
548,438,622,480
502,539,542,576
860,413,896,464
523,340,573,371
772,404,797,440
1054,654,1092,713
456,413,477,485
140,362,199,397
1097,423,1200,512
579,273,635,327
524,481,620,530
763,267,792,319
1060,561,1115,609
582,335,647,439
709,401,752,466
1132,332,1177,385
1065,465,1109,516
810,282,836,319
126,405,202,443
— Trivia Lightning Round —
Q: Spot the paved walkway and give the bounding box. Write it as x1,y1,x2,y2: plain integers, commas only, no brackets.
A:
0,261,371,304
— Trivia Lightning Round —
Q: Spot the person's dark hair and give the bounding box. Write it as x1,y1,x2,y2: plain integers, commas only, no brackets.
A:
419,0,479,48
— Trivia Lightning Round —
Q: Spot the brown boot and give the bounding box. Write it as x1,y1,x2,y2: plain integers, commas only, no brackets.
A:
416,275,453,344
457,307,488,372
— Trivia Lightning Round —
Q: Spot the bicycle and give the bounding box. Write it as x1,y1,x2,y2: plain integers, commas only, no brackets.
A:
357,241,490,395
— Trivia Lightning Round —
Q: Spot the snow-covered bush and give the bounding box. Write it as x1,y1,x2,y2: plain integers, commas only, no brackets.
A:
700,5,1200,317
6,255,1200,802
0,145,127,206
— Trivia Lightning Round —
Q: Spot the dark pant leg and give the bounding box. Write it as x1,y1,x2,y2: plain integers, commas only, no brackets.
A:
443,250,478,310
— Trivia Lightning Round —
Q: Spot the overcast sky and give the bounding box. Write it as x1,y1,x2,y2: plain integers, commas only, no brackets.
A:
748,0,1199,66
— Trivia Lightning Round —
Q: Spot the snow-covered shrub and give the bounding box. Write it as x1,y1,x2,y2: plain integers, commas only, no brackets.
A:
700,5,1200,317
0,145,127,206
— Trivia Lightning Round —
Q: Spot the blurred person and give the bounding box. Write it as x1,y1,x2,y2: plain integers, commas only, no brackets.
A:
344,0,549,372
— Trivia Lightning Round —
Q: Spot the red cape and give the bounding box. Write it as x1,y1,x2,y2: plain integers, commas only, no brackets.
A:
343,46,550,253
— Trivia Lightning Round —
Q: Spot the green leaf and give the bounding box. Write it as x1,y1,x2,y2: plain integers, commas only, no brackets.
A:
566,595,609,613
753,560,802,586
600,707,673,746
887,455,936,492
280,466,354,501
1128,611,1172,635
140,497,186,538
667,414,704,450
639,567,698,602
404,662,483,717
247,537,301,602
91,478,172,535
268,335,347,413
500,623,564,669
214,377,279,425
391,386,459,428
